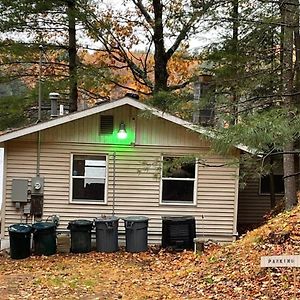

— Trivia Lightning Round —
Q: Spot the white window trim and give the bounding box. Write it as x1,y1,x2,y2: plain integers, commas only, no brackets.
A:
69,153,108,204
159,155,198,206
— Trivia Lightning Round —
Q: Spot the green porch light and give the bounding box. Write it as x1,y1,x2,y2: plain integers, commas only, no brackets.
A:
117,121,128,139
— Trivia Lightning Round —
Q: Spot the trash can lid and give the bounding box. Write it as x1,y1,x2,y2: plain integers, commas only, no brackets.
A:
95,216,119,223
9,223,32,233
69,219,93,226
123,216,149,222
162,216,195,221
32,222,56,230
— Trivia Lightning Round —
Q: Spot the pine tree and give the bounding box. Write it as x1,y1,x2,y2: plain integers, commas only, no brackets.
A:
0,0,92,112
203,0,300,210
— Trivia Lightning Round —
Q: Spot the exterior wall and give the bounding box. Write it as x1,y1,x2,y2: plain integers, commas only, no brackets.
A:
1,107,239,244
17,106,210,148
238,176,283,226
0,148,3,209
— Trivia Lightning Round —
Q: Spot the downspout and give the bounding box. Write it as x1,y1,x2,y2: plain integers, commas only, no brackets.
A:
0,146,7,240
36,132,41,177
36,45,43,177
232,156,240,240
31,46,44,222
112,152,116,216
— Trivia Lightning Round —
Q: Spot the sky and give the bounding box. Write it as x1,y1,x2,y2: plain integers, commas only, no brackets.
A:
95,0,221,53
0,0,221,55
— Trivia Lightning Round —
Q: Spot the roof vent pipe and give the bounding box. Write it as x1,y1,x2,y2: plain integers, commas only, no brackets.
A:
59,104,64,116
49,92,60,117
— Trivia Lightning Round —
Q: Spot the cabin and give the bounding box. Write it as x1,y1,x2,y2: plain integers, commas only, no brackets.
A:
238,157,285,231
0,96,248,249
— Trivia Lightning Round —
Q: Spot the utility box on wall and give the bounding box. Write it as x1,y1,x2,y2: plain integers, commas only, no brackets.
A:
31,177,44,195
11,179,28,203
30,177,44,218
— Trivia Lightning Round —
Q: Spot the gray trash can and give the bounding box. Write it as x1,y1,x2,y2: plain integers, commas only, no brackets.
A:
67,220,93,253
95,216,119,252
123,216,149,253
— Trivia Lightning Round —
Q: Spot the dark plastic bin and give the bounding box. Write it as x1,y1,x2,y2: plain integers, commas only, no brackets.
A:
8,223,32,259
162,216,196,251
123,216,149,253
32,222,57,256
95,216,119,252
67,220,93,253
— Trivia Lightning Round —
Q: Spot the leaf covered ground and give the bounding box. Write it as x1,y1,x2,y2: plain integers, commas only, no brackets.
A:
0,205,299,300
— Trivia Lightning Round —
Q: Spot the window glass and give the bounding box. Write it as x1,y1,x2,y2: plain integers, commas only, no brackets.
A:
161,156,196,204
260,156,284,195
260,175,284,194
162,180,194,202
72,155,106,202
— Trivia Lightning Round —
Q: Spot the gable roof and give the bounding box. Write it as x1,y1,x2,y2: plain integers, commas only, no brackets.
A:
0,96,210,142
0,96,251,152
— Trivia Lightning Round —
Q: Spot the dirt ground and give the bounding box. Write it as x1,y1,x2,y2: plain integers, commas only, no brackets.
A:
1,204,300,300
1,243,300,300
0,248,203,300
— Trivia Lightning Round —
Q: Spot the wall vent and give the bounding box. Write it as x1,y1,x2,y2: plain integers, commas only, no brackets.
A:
100,115,114,134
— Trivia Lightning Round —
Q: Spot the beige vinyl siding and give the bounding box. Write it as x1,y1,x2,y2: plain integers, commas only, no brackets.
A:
2,106,238,244
17,106,210,148
3,141,238,244
136,115,209,147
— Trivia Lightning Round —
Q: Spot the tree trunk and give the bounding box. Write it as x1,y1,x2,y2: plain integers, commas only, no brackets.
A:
67,0,78,112
153,0,168,93
294,2,300,192
230,0,239,124
294,3,300,107
283,143,297,209
280,0,297,210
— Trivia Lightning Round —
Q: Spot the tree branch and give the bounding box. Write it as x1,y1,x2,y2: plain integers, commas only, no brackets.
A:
132,0,154,28
110,79,151,95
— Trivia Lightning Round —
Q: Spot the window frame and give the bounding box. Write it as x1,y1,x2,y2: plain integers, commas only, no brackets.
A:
159,155,198,206
69,153,108,204
259,174,284,196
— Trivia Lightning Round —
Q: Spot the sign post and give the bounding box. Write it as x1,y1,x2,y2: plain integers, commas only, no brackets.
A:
261,255,300,299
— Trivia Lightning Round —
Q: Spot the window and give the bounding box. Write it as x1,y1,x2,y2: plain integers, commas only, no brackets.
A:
259,156,284,195
260,174,284,194
71,155,107,202
161,156,196,204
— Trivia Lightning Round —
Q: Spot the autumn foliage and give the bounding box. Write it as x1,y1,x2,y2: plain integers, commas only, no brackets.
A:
0,205,299,299
81,50,198,101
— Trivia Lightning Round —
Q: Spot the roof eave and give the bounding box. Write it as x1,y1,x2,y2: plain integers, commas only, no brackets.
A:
0,96,250,154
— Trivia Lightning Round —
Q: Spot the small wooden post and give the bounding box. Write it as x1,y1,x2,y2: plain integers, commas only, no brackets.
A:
293,268,297,300
268,268,272,299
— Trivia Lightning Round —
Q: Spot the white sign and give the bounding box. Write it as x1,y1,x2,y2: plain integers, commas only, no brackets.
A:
261,255,300,268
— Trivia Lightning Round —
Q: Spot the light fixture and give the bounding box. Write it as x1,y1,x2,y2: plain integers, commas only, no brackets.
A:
117,121,128,139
